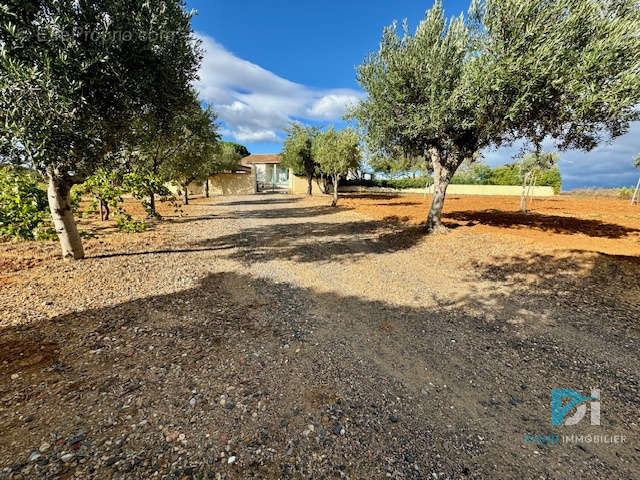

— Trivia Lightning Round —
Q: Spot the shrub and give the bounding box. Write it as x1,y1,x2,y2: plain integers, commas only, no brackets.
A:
341,177,432,190
0,167,50,239
618,187,634,199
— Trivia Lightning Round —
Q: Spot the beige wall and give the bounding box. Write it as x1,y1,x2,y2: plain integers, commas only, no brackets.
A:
291,175,553,197
207,171,257,196
166,170,257,197
339,184,554,197
289,174,328,196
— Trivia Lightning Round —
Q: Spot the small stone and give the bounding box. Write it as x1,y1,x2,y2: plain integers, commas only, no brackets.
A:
224,401,235,410
24,415,34,423
39,442,51,453
189,397,197,407
165,431,179,443
60,453,74,463
227,456,236,464
10,373,19,380
28,452,41,463
390,415,399,423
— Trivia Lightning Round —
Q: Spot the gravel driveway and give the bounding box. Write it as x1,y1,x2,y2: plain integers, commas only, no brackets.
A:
1,194,639,479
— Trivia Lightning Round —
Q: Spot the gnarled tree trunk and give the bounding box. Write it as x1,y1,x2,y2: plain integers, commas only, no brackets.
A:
205,178,209,198
47,169,84,260
425,149,460,233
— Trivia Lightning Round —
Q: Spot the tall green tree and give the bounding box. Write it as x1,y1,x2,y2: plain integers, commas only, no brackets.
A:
352,0,640,232
313,128,362,207
0,0,200,258
161,102,220,205
281,124,319,195
225,142,250,159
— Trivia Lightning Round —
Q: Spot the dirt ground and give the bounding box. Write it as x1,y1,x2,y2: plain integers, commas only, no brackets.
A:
1,194,639,479
338,194,640,256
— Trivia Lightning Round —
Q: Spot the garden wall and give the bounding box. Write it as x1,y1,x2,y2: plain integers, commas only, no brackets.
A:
339,184,554,197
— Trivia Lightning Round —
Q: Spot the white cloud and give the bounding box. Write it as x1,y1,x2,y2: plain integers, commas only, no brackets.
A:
194,34,362,144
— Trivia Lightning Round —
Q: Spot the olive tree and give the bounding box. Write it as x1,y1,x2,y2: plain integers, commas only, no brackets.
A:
281,124,319,195
161,102,220,205
313,128,361,207
352,0,640,232
0,0,200,258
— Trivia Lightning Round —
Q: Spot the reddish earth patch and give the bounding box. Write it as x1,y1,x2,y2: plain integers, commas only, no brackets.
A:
339,194,640,256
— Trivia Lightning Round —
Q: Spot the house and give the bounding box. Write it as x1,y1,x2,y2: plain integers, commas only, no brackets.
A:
241,154,290,193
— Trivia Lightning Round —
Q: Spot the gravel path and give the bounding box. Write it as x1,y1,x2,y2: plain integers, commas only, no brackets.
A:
1,194,639,479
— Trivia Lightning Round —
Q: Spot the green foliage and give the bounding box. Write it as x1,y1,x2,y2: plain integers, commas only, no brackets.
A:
313,128,362,178
536,168,562,195
225,142,250,158
618,187,634,199
0,0,202,256
634,155,640,169
209,141,243,174
352,0,640,225
450,163,494,185
76,169,124,215
115,215,150,233
281,124,319,177
121,169,174,218
0,166,49,239
450,163,563,193
342,177,433,189
0,0,201,178
161,100,221,192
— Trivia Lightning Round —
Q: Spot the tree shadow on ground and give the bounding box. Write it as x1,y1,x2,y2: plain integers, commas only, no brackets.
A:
195,220,425,264
445,210,640,238
1,257,639,478
211,197,303,207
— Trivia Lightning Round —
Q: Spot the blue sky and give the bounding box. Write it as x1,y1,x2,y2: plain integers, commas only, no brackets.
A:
187,0,640,191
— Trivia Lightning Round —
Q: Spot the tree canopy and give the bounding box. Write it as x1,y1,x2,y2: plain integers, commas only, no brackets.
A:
313,127,362,206
352,0,640,231
0,0,201,258
281,124,319,195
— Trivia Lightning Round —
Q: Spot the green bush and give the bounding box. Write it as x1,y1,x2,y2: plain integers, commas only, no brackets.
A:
0,167,50,239
341,176,432,190
618,187,634,199
450,164,562,193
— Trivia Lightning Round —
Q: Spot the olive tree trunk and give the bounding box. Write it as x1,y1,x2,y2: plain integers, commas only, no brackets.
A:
306,175,313,195
425,149,460,233
47,170,84,260
182,185,189,205
205,178,209,198
148,192,156,217
331,174,340,207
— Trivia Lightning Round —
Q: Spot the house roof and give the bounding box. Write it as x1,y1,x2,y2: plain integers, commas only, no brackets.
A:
241,154,282,166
